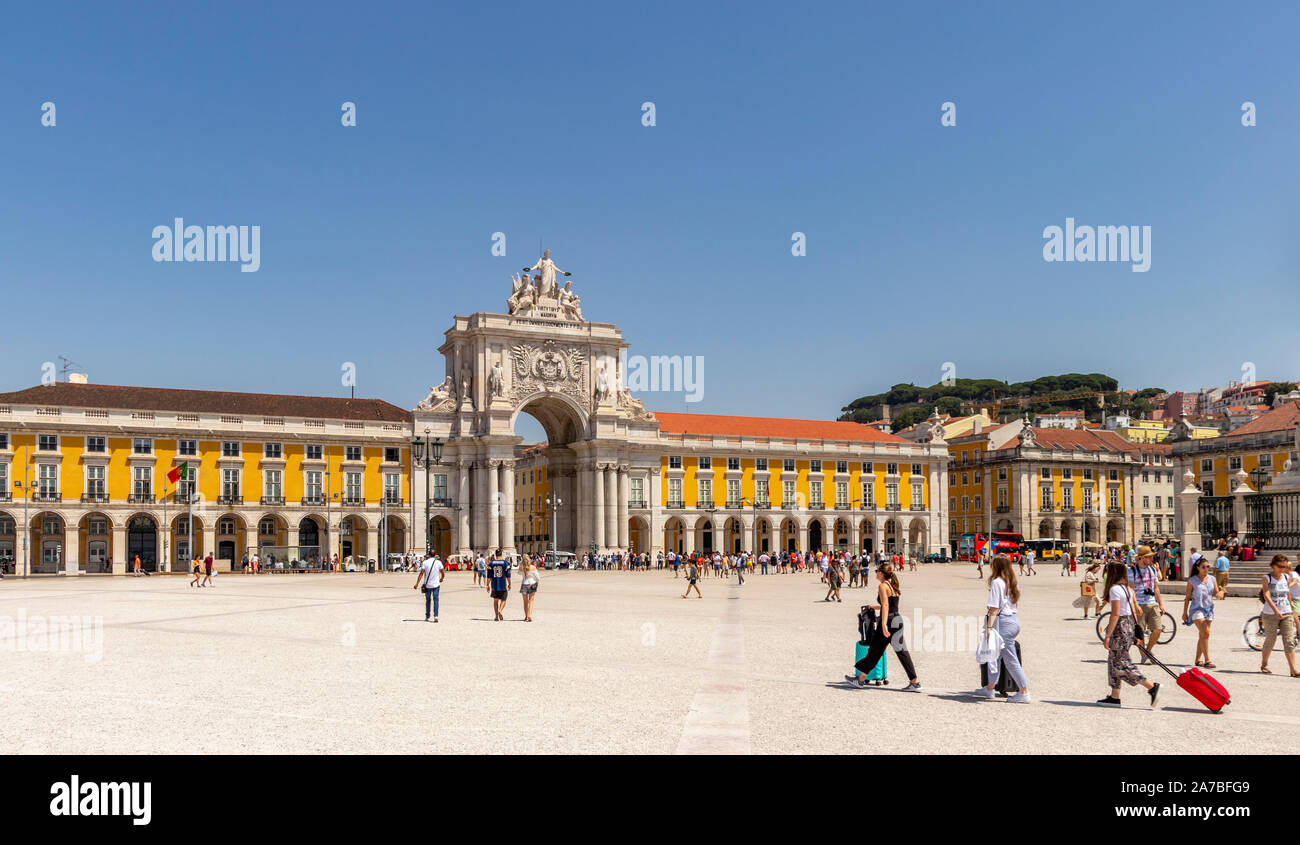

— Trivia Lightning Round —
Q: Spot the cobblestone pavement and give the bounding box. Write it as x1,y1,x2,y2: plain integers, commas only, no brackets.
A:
0,565,1292,754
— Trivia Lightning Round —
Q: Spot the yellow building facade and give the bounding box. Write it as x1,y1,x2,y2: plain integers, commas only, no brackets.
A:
0,383,411,574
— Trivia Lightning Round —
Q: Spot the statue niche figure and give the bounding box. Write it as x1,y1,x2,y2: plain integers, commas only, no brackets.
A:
488,358,505,398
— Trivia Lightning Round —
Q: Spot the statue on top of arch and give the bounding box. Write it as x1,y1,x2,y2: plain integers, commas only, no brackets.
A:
507,249,583,320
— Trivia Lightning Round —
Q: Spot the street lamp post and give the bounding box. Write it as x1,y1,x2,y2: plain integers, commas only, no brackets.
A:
546,492,562,558
411,431,444,556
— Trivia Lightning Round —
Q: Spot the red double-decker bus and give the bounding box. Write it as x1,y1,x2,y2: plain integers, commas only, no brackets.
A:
990,531,1025,562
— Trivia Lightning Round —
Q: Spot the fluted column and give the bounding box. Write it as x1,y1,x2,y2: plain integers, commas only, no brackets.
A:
457,461,471,555
593,463,606,550
500,460,516,556
619,467,630,551
486,460,501,551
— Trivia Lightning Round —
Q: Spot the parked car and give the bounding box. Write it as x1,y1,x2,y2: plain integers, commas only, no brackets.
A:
925,552,951,563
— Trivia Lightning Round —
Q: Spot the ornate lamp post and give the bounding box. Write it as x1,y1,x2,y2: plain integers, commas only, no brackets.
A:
546,492,562,559
1248,465,1270,492
411,430,444,555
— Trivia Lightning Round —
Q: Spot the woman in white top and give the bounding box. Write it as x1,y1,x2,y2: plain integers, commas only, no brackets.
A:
1259,555,1299,676
519,559,541,622
1181,557,1224,668
1098,562,1161,707
970,556,1031,703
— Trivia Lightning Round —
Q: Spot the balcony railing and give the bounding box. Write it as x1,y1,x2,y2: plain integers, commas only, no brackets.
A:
886,503,902,511
431,497,454,508
0,492,10,502
383,495,404,506
754,499,770,509
1059,505,1075,513
996,505,1011,513
725,501,743,509
342,496,365,506
808,500,824,510
301,495,325,506
261,495,285,506
666,501,685,509
1108,507,1123,514
835,503,853,510
629,499,646,509
218,494,243,506
1039,504,1054,512
81,492,109,504
910,504,926,511
126,492,151,503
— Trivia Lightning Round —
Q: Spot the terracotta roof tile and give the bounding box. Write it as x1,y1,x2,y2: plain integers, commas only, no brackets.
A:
998,427,1138,453
0,382,411,423
655,412,909,443
1218,400,1300,439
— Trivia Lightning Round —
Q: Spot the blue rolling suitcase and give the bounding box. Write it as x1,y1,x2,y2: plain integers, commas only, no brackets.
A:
854,641,888,685
853,606,889,686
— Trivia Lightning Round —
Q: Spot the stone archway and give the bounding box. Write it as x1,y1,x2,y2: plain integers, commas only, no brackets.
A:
628,515,650,554
808,518,824,553
78,512,113,573
415,288,662,559
663,517,685,556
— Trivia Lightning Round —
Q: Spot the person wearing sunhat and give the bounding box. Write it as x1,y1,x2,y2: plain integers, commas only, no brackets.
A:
1127,545,1166,662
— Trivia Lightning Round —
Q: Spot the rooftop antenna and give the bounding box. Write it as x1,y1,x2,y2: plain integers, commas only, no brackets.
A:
57,355,83,382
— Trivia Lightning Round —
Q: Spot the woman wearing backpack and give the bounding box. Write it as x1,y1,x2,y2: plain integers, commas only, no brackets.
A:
843,563,921,691
1097,562,1162,707
1259,554,1299,676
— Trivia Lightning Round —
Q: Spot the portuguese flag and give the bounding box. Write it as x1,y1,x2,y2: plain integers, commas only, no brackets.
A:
167,462,189,485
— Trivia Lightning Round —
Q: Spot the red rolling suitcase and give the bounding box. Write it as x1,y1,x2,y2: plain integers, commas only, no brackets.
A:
1136,642,1230,712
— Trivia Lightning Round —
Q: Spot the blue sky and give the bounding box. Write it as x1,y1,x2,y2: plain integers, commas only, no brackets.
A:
2,0,1297,439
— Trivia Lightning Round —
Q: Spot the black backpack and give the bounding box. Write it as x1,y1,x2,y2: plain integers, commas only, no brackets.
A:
857,606,878,644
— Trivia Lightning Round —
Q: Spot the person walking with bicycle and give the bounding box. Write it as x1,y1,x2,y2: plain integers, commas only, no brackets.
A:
1181,556,1223,668
1259,554,1299,677
1128,546,1166,664
1097,561,1162,708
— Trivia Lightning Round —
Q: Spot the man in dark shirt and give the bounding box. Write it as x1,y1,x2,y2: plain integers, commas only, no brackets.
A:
487,550,511,621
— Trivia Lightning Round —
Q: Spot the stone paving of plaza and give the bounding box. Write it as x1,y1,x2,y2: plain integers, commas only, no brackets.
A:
1,565,1295,754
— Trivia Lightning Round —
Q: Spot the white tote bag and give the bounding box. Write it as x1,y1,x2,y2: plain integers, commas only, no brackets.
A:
975,627,1004,665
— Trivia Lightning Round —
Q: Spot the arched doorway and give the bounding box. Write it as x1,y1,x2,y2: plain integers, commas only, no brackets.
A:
780,518,798,553
628,516,649,554
510,394,588,556
298,516,323,567
216,514,246,567
756,518,770,554
694,517,715,554
382,515,406,564
429,515,452,558
78,512,113,573
0,511,16,575
1038,519,1053,539
908,518,927,557
339,515,367,563
663,517,685,555
834,518,850,551
31,512,67,574
724,517,743,555
859,519,875,553
127,515,158,572
884,518,898,553
170,514,204,568
1106,519,1123,544
808,519,824,553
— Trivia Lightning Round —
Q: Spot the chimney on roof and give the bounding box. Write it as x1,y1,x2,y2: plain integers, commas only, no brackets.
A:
972,418,983,435
67,372,88,384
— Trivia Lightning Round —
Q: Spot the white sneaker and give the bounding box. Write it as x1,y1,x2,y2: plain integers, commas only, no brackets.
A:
1008,692,1032,704
969,687,995,699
